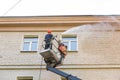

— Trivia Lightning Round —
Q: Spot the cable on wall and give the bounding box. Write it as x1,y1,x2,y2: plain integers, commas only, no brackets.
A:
38,40,45,80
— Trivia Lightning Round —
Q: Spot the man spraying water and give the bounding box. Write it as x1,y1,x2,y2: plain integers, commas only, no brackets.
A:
40,29,67,68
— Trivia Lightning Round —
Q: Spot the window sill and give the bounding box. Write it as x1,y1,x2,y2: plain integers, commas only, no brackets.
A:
20,51,37,53
67,50,78,52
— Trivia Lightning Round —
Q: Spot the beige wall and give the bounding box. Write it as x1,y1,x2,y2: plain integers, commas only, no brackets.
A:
0,32,62,65
0,16,120,80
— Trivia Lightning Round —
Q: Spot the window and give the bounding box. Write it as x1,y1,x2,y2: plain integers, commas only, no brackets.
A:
17,76,33,80
23,36,38,51
62,36,77,51
61,77,67,80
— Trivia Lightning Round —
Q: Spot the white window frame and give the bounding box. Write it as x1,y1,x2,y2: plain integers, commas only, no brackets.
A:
22,35,38,51
62,34,78,51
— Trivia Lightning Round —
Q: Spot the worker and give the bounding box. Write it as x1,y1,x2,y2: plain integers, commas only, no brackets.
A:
58,42,67,58
44,29,53,49
58,40,67,56
51,40,67,68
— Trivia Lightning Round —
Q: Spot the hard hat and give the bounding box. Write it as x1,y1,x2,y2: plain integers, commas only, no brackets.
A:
47,29,52,33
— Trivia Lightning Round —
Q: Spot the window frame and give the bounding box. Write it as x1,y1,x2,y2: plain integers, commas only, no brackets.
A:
61,76,67,80
61,34,78,51
21,35,39,52
17,76,33,80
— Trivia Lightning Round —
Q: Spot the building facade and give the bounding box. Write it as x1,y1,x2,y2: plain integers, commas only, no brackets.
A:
0,16,120,80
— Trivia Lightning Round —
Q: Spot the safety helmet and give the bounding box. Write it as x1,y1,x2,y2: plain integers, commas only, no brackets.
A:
47,29,52,33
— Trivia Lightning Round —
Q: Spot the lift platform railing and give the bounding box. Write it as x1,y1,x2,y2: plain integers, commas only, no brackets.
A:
40,36,63,67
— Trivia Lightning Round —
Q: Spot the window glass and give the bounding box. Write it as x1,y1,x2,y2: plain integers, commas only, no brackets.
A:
23,42,30,51
17,76,33,80
31,42,37,51
71,41,77,51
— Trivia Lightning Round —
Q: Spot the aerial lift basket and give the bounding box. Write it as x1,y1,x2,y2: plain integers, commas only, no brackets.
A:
39,48,62,67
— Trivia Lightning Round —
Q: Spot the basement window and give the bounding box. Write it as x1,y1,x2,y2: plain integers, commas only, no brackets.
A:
17,76,33,80
61,77,67,80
